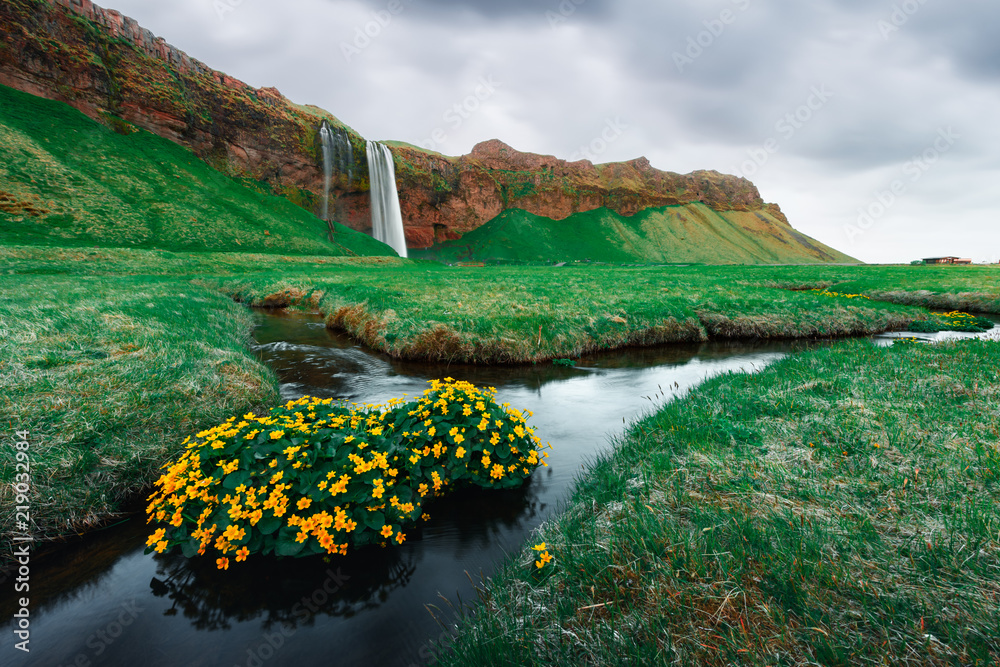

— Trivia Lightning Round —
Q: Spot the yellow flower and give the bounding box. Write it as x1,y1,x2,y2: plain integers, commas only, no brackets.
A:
380,524,393,538
532,543,547,551
395,531,406,544
235,546,250,562
146,528,166,547
269,430,286,440
223,525,245,542
535,551,553,568
455,446,466,459
297,497,313,510
490,464,505,479
217,557,230,570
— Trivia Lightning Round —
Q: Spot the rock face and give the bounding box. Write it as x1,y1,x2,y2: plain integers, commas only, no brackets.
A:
0,0,795,251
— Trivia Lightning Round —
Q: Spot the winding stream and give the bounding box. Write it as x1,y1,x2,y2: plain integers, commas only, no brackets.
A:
3,312,994,667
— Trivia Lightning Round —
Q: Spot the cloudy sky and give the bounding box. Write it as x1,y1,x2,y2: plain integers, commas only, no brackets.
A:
103,0,999,263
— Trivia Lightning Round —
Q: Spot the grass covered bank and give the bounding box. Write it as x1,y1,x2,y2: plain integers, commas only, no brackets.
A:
1,249,996,556
436,338,1000,666
200,264,930,364
0,275,278,556
0,84,393,258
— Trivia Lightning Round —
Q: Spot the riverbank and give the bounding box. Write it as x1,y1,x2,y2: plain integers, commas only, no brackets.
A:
436,337,1000,666
2,247,998,557
0,274,279,559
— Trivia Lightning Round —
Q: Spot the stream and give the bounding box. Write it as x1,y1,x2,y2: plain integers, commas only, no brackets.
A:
2,311,995,667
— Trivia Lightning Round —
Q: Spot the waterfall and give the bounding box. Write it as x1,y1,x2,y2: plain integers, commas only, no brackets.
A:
318,120,353,223
366,140,408,258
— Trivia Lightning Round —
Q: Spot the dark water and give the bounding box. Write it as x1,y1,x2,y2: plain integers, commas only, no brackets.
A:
0,314,848,667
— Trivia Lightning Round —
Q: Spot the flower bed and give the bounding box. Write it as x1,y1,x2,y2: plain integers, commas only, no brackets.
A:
146,379,550,568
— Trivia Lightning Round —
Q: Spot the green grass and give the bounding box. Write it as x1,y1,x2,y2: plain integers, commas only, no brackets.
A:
0,275,279,555
0,248,996,555
436,338,1000,666
197,264,950,364
0,84,394,257
411,204,857,265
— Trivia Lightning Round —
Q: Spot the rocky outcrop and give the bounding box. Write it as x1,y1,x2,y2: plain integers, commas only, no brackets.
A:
390,140,771,247
0,0,791,250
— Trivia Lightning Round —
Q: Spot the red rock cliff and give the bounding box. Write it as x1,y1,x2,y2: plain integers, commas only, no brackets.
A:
0,0,784,249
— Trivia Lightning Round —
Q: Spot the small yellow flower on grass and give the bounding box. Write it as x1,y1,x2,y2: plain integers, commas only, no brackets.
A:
532,543,547,551
535,550,553,569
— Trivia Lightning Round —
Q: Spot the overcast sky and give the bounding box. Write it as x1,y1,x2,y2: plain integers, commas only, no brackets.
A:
102,0,999,263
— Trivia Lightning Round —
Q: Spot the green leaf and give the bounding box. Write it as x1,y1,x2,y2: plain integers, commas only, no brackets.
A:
364,510,386,532
257,516,282,535
223,470,251,489
180,537,199,558
276,529,306,557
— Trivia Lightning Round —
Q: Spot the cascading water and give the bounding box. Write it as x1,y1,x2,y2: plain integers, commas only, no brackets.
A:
365,140,408,258
318,120,353,223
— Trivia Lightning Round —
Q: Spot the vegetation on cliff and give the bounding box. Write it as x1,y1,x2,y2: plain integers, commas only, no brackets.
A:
412,204,856,265
0,1,837,258
0,84,393,256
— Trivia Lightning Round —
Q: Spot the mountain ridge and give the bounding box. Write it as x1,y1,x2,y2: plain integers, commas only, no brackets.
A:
0,0,856,262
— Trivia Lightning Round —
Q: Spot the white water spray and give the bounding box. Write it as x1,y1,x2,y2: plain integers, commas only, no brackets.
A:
366,141,408,258
318,120,353,223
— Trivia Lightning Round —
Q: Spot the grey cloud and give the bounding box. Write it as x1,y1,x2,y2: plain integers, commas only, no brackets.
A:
354,0,611,20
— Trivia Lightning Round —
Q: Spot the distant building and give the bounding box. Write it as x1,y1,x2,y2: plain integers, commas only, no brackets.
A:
923,257,973,265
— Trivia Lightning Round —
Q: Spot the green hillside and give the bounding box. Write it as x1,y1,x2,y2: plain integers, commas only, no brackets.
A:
413,204,857,265
0,84,393,257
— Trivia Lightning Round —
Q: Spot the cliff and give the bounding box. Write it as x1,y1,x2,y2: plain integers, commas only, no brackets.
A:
0,0,818,254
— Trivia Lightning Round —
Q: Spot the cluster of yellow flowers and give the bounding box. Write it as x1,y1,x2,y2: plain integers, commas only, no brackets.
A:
532,542,554,569
146,379,551,569
811,289,870,300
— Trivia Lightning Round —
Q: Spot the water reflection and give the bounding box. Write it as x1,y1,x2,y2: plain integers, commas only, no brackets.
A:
1,312,812,667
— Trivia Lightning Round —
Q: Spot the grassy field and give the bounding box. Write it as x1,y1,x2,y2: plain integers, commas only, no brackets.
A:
412,204,856,265
436,338,1000,666
1,248,997,557
199,262,1000,363
0,84,393,257
0,274,279,557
